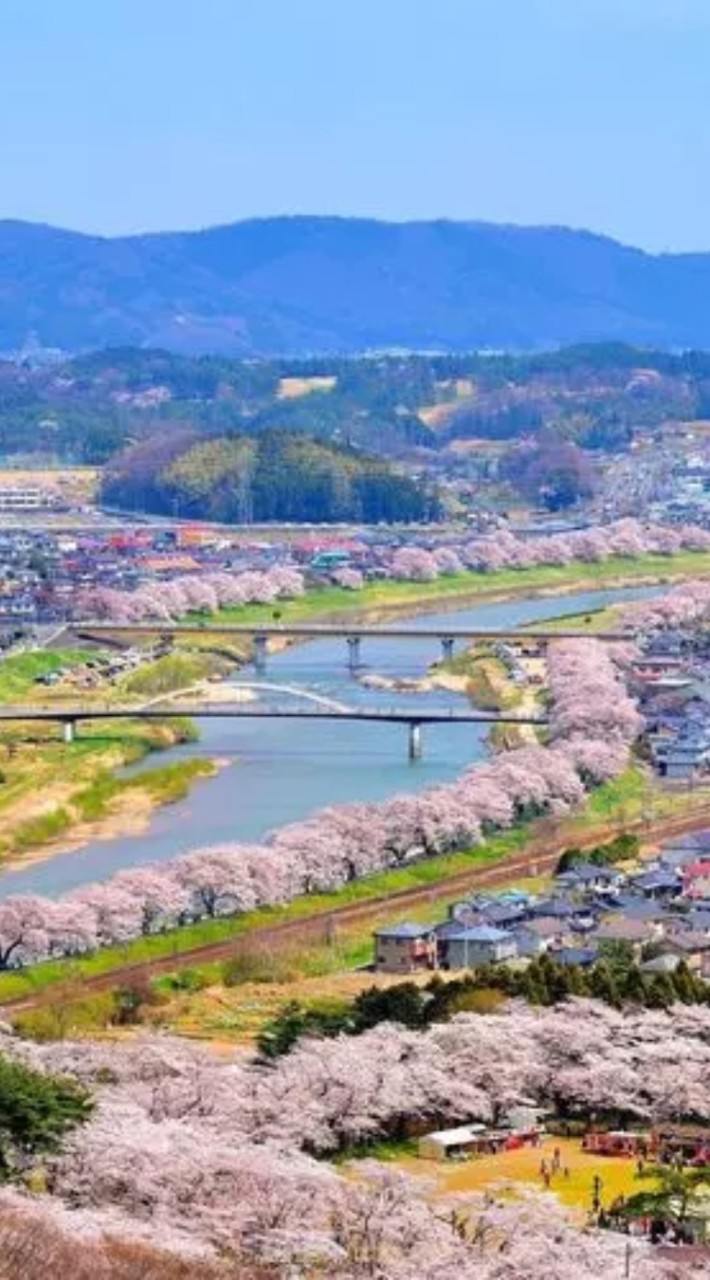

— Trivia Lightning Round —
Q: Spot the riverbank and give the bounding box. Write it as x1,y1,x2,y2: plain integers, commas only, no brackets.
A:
209,550,710,633
3,770,710,1023
0,649,223,868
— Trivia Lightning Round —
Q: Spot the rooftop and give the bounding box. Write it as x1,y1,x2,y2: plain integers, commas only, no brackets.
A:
374,922,434,940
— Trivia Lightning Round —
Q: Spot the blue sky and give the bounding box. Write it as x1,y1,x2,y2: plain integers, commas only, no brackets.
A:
2,0,709,249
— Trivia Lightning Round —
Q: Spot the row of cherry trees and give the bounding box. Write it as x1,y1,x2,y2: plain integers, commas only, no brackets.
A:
386,517,710,582
75,518,710,618
622,576,710,632
76,565,306,623
6,1000,708,1275
0,638,639,968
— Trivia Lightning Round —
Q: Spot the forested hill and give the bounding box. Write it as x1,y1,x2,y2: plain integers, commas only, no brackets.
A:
101,431,441,524
7,216,710,354
4,343,710,465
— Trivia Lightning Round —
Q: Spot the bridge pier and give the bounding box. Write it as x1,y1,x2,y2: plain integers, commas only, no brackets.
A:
62,719,76,745
346,635,362,672
440,635,455,663
408,721,423,762
253,634,268,672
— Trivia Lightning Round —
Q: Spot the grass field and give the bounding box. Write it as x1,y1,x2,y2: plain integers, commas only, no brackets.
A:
394,1136,650,1214
0,649,90,702
525,605,623,634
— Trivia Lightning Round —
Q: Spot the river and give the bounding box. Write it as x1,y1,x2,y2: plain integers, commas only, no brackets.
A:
0,585,657,899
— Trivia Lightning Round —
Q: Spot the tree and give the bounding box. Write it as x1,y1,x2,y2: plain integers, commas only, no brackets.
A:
353,983,428,1031
0,1054,92,1180
589,961,621,1008
645,973,676,1010
501,432,598,510
624,1163,710,1233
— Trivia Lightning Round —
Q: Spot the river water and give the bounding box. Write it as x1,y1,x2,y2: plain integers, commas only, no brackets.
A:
0,585,657,899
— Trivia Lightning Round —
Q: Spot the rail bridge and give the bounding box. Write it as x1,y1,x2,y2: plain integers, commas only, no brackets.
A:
72,620,630,672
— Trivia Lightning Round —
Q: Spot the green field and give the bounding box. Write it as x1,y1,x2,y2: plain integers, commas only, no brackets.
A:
0,649,91,701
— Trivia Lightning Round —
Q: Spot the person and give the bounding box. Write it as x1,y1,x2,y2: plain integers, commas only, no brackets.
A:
540,1159,547,1176
543,1170,551,1189
564,1165,570,1179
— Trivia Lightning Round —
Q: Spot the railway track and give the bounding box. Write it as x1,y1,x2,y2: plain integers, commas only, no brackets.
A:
3,802,710,1015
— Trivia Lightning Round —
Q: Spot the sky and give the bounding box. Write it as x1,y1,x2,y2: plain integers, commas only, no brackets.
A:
1,0,710,250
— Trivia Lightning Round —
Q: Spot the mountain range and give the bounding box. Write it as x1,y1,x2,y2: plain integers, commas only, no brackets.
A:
4,216,710,356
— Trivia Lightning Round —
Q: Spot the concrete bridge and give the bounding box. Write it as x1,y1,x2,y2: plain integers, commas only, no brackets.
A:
0,702,547,761
72,620,630,672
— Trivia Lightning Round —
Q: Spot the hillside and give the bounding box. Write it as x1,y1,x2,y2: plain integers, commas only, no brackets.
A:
2,343,710,466
101,430,441,523
6,217,710,355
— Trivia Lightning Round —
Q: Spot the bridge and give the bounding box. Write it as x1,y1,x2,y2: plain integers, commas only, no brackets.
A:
0,702,547,761
72,621,630,671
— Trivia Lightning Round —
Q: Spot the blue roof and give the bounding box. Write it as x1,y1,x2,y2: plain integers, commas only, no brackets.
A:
447,925,511,943
633,871,679,891
553,947,598,967
374,922,433,939
530,898,576,917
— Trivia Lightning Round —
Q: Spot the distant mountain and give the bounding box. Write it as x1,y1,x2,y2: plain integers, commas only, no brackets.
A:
4,216,710,355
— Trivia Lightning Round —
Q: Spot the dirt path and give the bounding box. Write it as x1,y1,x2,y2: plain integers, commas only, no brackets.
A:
4,804,710,1016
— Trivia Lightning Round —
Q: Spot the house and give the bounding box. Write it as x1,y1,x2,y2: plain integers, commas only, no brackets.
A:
590,917,658,956
478,901,529,929
373,923,437,974
654,729,710,780
419,1121,542,1161
683,861,710,900
552,946,598,968
662,931,710,974
525,915,573,943
610,898,672,927
660,834,710,871
641,954,681,975
444,926,518,970
418,1125,488,1160
510,926,548,958
632,869,680,899
558,863,622,894
528,897,577,920
582,1131,647,1157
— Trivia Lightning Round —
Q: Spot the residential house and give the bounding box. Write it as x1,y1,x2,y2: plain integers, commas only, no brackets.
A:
662,932,710,975
444,926,518,970
640,954,681,975
373,923,437,974
590,917,658,958
654,728,710,780
551,946,598,968
512,916,571,955
557,863,623,895
631,869,681,899
683,861,710,900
